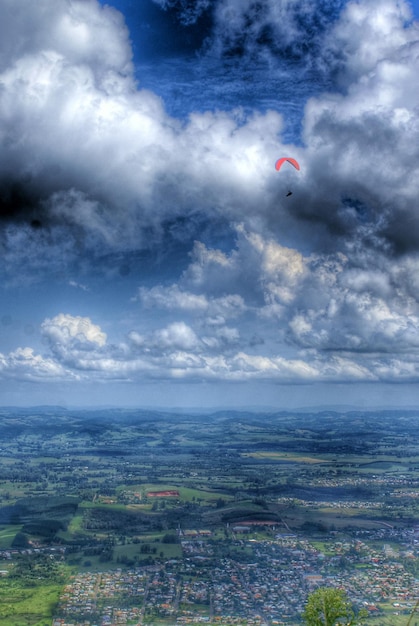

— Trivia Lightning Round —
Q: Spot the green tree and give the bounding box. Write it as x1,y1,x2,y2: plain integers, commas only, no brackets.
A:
302,587,367,626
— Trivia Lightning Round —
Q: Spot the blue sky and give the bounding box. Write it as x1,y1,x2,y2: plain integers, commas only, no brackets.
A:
1,0,419,409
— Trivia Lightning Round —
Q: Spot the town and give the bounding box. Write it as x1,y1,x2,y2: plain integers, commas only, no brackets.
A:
48,525,419,625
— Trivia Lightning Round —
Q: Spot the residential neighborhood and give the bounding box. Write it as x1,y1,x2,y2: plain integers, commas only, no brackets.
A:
51,524,419,625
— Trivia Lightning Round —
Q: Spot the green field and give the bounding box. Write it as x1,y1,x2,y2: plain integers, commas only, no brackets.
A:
0,527,22,549
0,580,62,626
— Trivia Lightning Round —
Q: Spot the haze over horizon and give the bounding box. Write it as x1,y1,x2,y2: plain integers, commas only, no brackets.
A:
2,0,419,409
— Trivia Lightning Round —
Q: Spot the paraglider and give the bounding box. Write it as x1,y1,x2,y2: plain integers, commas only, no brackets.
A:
275,157,300,172
275,157,300,197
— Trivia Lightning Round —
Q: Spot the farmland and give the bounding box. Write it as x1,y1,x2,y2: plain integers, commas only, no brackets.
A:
1,407,419,624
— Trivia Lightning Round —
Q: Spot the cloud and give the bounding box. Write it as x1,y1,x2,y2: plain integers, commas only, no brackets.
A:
208,0,345,61
3,295,419,386
42,313,107,348
288,292,419,353
69,280,90,292
151,0,212,26
139,283,246,319
321,0,416,85
0,0,132,73
0,9,291,286
136,223,419,361
0,347,75,381
0,0,289,250
285,251,419,354
1,0,418,265
298,0,419,253
40,314,108,369
144,321,200,352
178,227,308,317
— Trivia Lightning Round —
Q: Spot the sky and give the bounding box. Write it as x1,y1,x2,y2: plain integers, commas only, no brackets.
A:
1,0,419,409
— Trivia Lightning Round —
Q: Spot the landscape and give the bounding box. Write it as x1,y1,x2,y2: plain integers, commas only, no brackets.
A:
3,2,419,625
1,406,419,625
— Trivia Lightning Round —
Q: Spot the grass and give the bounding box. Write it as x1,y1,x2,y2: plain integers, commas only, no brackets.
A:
79,500,127,511
242,451,328,463
0,483,33,499
65,512,83,533
0,580,62,626
280,507,392,531
309,540,336,556
113,541,182,561
368,603,413,626
123,483,232,504
0,527,22,549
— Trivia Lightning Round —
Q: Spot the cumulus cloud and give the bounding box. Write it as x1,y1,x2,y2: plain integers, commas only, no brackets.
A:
135,321,200,352
321,0,416,85
139,283,246,319
285,251,419,354
3,286,419,386
4,307,419,385
40,314,108,370
136,222,419,365
42,314,107,348
0,0,292,275
0,347,75,381
177,226,309,316
0,0,132,75
299,0,419,253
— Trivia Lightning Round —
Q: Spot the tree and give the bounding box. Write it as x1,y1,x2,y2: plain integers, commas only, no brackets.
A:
302,587,367,626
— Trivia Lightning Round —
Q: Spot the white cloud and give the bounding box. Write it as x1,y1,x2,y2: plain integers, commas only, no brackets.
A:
154,322,200,351
299,0,419,254
139,284,246,319
0,0,132,74
237,225,307,307
3,0,417,280
42,313,107,348
0,0,290,267
40,314,109,371
2,302,419,386
285,250,419,354
69,280,90,292
322,0,416,85
139,285,208,312
0,347,75,381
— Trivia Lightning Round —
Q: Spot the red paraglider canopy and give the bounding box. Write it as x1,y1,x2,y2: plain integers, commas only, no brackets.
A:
275,157,300,171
